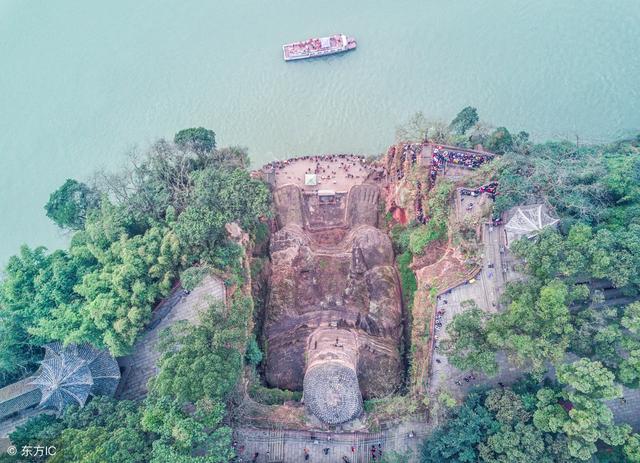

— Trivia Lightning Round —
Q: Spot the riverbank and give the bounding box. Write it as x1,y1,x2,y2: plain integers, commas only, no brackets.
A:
3,0,640,264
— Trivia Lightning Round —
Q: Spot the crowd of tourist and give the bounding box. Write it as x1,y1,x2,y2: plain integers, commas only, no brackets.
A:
284,35,342,58
394,143,422,180
304,154,369,181
434,307,445,333
430,145,492,182
264,154,372,189
264,153,365,171
460,181,499,200
237,432,387,461
386,143,496,224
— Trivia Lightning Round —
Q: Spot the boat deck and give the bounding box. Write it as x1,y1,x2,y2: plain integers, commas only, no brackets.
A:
283,34,355,61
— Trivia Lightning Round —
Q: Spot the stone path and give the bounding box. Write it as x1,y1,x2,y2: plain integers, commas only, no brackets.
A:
116,275,225,400
606,386,640,430
0,408,49,453
235,422,425,463
429,206,522,399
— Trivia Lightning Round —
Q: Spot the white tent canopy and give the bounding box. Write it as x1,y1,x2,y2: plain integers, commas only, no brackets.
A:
304,173,317,186
504,204,559,247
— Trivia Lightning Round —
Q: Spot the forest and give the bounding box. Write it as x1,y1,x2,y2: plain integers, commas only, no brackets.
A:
419,108,640,462
0,128,270,462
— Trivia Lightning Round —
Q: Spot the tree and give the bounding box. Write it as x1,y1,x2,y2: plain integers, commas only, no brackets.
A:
408,180,453,254
395,112,453,144
421,387,577,463
174,127,216,154
449,107,479,135
478,422,574,463
8,414,64,451
421,393,499,462
487,280,573,373
622,302,640,333
97,139,251,222
142,397,234,463
625,433,640,463
491,137,640,225
72,222,183,355
0,246,91,386
534,359,630,461
31,203,184,356
618,348,640,388
45,179,100,230
604,153,640,205
485,127,513,154
141,297,251,463
51,398,151,463
149,308,244,404
174,167,270,264
9,398,152,463
483,388,531,424
557,358,622,399
245,335,263,366
444,303,498,375
512,131,532,154
179,266,211,292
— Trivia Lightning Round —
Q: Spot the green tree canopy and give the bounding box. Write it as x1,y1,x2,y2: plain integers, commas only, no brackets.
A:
0,246,91,386
485,127,513,154
174,127,216,153
487,280,573,373
421,393,499,462
9,398,151,463
422,387,577,463
45,179,100,230
443,302,498,375
449,106,479,135
534,359,629,461
174,167,270,263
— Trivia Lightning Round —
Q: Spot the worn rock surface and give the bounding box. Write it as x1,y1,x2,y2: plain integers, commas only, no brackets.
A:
263,180,404,424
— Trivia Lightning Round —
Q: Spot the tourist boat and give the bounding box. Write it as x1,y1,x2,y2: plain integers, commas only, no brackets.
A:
282,34,357,61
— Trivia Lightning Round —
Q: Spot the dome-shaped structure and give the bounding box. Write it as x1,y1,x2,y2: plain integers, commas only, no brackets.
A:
30,343,120,413
303,363,363,425
504,204,559,248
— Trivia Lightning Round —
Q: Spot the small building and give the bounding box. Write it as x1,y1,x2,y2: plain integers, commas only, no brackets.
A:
318,189,336,204
31,343,120,413
0,343,120,447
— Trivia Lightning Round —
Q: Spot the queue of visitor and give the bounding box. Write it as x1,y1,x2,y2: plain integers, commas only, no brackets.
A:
415,179,428,224
430,146,492,182
395,143,422,180
264,153,366,170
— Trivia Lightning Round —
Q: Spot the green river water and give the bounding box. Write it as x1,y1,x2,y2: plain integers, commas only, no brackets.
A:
1,0,639,263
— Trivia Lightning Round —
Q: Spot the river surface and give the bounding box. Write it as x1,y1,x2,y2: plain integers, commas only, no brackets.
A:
1,0,639,264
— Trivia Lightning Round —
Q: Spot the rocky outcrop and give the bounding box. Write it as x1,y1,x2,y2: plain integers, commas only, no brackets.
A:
263,182,404,424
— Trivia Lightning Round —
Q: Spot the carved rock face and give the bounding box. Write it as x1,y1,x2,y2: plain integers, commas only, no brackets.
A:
264,183,404,424
303,362,363,425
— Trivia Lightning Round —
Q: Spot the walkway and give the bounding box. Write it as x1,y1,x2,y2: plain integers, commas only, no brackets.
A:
116,275,225,400
235,423,426,463
265,154,374,193
430,192,522,397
